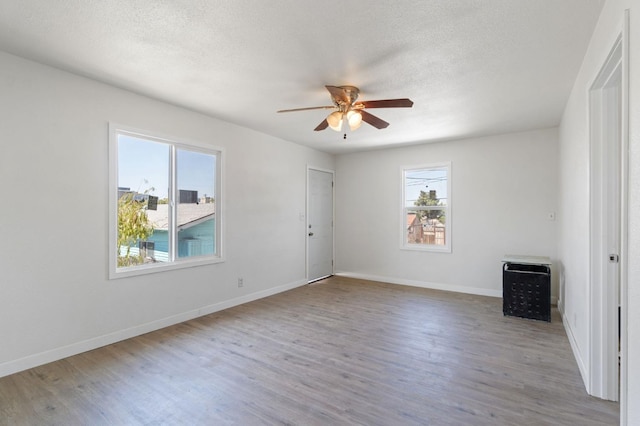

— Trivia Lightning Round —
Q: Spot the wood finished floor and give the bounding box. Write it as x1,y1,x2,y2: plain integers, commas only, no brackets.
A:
0,276,618,425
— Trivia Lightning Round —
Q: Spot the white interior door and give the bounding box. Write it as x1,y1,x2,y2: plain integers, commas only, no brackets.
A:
308,168,334,282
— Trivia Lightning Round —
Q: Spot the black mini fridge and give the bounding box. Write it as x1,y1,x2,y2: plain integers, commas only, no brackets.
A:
503,261,551,322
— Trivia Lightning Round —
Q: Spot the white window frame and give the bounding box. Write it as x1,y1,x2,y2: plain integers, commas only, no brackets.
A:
108,123,224,279
401,162,451,253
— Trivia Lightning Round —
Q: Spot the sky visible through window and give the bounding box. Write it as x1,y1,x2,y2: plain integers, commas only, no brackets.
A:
118,134,215,199
405,168,447,207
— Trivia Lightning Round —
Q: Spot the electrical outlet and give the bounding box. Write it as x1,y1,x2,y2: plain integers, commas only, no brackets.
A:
238,277,243,288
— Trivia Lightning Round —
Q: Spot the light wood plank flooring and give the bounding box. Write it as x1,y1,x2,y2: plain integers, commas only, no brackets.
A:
0,276,619,425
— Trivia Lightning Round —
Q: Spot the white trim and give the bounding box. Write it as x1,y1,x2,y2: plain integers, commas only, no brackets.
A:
335,272,500,298
108,123,225,279
336,271,558,305
0,278,307,379
306,165,336,175
619,9,630,424
108,123,119,276
169,144,177,261
557,297,564,316
563,311,589,390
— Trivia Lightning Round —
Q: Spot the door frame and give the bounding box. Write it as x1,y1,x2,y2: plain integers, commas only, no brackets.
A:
306,166,335,282
588,11,629,407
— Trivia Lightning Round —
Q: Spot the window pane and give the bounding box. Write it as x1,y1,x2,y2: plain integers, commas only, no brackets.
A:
176,149,216,258
117,135,169,266
406,209,447,246
405,168,448,207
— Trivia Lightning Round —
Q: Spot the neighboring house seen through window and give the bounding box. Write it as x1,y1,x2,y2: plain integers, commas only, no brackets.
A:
109,125,223,278
402,162,451,252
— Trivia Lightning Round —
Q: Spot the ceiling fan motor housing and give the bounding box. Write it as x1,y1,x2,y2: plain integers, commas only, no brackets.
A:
334,85,360,109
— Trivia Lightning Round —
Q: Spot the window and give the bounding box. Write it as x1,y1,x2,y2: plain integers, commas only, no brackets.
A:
402,162,451,252
109,124,223,278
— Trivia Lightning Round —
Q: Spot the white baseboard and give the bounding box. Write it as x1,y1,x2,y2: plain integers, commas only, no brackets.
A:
562,310,589,391
0,279,307,379
335,271,502,298
335,272,559,305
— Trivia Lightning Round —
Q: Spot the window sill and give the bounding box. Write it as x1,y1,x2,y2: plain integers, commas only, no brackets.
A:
109,256,225,280
401,244,451,254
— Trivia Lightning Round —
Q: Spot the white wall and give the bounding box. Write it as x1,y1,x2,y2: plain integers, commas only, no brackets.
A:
0,51,334,376
558,0,640,425
335,128,558,298
558,0,639,422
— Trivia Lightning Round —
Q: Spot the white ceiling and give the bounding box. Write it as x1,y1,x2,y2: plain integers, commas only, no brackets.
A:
0,0,604,154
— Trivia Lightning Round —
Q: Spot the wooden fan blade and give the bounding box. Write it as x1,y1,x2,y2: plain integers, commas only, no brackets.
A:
314,119,329,131
360,110,390,129
325,85,349,104
277,106,335,113
358,98,414,109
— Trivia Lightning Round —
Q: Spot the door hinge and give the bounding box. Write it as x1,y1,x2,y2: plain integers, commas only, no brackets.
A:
609,254,619,263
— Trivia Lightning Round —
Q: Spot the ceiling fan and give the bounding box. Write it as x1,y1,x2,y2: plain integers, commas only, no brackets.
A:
277,85,413,132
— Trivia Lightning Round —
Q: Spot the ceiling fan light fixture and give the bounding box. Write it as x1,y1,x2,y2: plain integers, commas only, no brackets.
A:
327,111,344,131
347,110,362,131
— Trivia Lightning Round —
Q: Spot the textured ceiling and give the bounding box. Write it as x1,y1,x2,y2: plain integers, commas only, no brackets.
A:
0,0,604,154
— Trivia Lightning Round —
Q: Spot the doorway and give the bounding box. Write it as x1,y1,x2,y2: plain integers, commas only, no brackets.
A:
588,22,628,403
307,167,334,282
